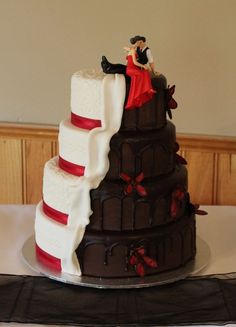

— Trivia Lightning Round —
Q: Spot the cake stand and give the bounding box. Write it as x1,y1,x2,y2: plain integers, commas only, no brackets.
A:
22,235,210,289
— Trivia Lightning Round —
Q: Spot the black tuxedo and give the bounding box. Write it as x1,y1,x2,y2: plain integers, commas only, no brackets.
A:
101,47,150,75
136,47,149,65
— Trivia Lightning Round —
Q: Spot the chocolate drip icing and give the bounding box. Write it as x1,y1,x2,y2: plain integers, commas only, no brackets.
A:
75,74,196,279
77,214,195,278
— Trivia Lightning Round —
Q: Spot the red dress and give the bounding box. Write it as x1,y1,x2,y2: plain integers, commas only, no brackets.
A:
125,54,155,110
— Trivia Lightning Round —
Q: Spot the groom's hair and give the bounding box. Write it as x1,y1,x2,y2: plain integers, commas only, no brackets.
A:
130,35,146,44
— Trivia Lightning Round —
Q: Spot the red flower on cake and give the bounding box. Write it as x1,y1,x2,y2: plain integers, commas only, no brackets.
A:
129,246,158,277
165,85,178,119
174,142,187,165
171,187,185,219
189,203,208,216
167,85,178,109
120,172,147,197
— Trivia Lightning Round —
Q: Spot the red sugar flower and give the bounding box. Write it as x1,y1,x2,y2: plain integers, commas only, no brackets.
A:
167,85,178,108
120,172,147,197
171,187,185,219
191,204,208,216
166,85,178,119
129,246,158,277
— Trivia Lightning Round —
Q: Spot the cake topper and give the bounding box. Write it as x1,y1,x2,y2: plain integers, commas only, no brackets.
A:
101,35,159,75
102,35,157,109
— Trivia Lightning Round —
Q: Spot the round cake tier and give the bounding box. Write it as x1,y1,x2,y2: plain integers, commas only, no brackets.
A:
88,165,188,232
120,74,167,131
106,121,176,180
76,213,196,278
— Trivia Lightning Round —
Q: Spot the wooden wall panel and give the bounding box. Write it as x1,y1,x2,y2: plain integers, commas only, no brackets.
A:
183,151,215,205
216,153,236,205
178,134,236,205
23,139,53,204
0,139,23,203
0,123,58,204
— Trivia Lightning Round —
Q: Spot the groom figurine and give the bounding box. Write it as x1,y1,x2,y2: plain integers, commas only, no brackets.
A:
101,35,157,75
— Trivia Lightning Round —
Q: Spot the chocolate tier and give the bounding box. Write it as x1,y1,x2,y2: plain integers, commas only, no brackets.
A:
120,74,167,131
88,165,188,231
77,74,196,278
106,121,176,180
77,213,196,278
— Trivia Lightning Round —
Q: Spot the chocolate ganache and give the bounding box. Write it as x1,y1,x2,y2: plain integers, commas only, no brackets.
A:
76,75,196,278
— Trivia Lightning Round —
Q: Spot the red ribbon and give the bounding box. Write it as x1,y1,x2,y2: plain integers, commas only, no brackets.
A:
43,201,68,225
35,243,62,271
71,112,102,130
59,156,85,176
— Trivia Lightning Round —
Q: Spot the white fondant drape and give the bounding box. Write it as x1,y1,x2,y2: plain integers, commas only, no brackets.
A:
35,73,126,275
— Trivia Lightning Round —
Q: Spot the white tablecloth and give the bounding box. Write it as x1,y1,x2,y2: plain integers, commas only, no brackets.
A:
0,205,236,327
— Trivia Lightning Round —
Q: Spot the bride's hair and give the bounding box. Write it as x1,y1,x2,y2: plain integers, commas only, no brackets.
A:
130,37,136,45
130,35,146,44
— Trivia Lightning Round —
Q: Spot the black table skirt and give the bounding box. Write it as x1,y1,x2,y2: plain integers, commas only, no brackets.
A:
1,273,236,326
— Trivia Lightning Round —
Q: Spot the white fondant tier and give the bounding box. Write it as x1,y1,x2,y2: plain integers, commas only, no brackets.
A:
35,201,84,275
71,70,105,119
43,157,81,215
35,72,126,275
59,119,89,168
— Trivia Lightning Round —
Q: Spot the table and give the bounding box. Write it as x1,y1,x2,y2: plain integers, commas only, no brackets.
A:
0,205,236,326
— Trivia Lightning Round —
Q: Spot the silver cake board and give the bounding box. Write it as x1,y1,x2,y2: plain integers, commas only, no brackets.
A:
22,235,210,289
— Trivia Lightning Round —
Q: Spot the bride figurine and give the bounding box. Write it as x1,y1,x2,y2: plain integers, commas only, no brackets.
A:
124,43,156,110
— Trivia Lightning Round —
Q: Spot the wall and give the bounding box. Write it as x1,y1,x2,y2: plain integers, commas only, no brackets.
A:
0,0,236,136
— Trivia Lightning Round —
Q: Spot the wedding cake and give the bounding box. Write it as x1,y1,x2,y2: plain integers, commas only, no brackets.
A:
34,70,196,278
